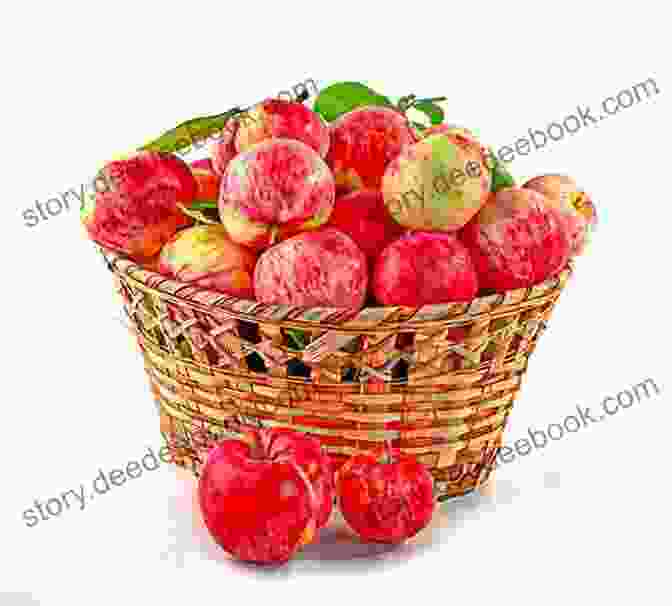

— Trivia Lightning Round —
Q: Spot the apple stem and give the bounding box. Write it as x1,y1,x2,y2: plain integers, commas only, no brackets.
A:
269,224,279,246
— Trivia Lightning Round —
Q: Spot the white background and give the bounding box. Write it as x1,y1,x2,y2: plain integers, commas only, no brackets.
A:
1,1,670,604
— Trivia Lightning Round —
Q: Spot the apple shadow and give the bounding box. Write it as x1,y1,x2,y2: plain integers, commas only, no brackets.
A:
0,593,42,605
160,467,523,578
287,476,523,576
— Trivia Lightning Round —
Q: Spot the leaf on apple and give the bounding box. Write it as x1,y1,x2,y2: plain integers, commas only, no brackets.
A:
487,148,517,192
412,99,445,125
313,82,393,122
177,202,220,225
188,200,219,210
139,108,244,154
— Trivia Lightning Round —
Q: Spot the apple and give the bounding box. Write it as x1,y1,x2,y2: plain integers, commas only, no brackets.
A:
336,445,435,543
522,174,597,256
81,151,196,260
198,427,333,565
459,188,570,290
189,159,221,202
261,427,334,529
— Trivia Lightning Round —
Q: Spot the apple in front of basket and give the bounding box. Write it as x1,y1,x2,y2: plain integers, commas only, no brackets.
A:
198,427,333,565
336,443,435,543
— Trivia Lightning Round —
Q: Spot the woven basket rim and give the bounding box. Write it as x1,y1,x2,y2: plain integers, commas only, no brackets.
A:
100,243,574,330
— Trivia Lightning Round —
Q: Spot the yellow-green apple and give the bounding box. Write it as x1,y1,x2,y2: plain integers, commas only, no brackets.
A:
382,132,490,232
158,224,256,298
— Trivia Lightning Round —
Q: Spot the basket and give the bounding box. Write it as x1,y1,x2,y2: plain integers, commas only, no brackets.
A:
99,243,573,501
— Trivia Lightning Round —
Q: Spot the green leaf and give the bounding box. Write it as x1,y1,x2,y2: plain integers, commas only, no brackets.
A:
412,100,445,125
139,108,243,154
188,200,218,210
178,202,220,225
486,148,517,192
285,329,308,350
313,82,392,122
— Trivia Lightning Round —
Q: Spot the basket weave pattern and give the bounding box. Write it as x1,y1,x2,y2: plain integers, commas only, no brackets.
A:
101,245,572,500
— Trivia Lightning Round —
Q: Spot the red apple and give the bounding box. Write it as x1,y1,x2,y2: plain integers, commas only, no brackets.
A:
190,158,215,172
235,98,330,157
253,227,369,310
459,188,570,291
211,119,239,176
336,445,435,544
198,427,333,565
218,139,335,251
189,159,221,201
81,151,196,260
326,189,404,270
522,174,597,257
263,427,334,528
372,231,480,306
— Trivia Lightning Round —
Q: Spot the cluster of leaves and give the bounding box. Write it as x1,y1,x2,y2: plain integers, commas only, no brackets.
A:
313,81,446,130
313,81,514,192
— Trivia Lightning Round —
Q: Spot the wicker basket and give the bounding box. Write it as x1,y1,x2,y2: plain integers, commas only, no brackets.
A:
98,242,573,501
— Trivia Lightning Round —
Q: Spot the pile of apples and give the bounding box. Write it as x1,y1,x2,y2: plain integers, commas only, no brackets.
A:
198,425,435,565
82,82,597,310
